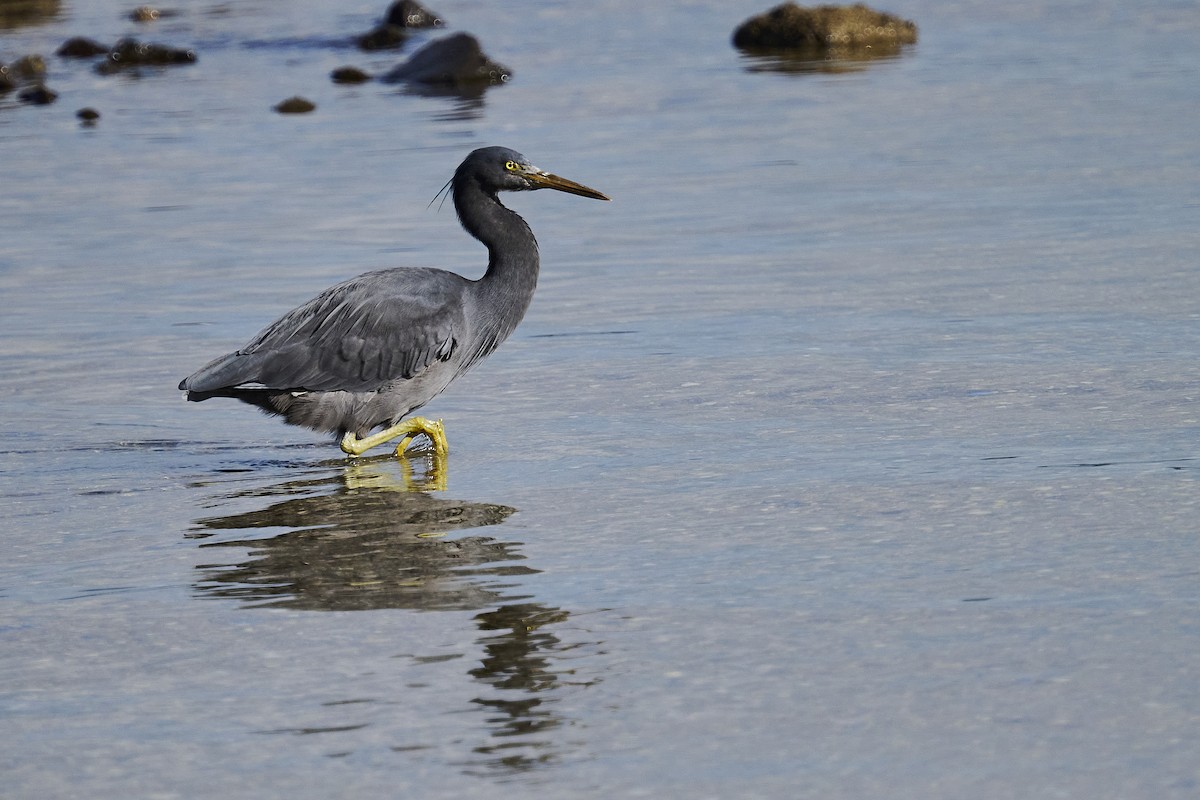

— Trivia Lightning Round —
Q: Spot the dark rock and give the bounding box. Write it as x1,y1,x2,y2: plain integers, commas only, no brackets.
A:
77,107,101,121
331,66,372,84
733,2,917,51
384,0,442,28
0,71,15,94
17,84,57,105
380,33,509,87
357,0,442,51
57,37,110,58
274,96,316,114
95,38,197,74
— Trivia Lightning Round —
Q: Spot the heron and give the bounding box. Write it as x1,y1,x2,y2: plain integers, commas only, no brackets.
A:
179,146,609,458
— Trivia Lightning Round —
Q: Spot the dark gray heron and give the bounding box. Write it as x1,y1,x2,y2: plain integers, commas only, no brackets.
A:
179,146,609,458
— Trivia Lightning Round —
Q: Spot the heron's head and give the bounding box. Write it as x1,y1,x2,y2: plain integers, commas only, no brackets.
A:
460,146,609,200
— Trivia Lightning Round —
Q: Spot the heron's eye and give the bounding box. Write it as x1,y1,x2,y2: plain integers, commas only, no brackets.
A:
504,160,518,171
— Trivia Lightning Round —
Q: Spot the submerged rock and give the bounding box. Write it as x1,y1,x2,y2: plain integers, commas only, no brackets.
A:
1,54,47,93
18,84,57,105
95,38,197,74
357,0,443,51
274,96,315,114
733,2,917,51
331,66,372,84
384,0,442,28
8,54,46,81
77,106,101,122
380,33,509,88
57,37,110,58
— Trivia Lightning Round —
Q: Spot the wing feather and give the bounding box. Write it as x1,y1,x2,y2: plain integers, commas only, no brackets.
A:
181,268,468,394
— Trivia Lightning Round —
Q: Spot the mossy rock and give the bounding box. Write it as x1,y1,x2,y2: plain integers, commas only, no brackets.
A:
733,3,917,51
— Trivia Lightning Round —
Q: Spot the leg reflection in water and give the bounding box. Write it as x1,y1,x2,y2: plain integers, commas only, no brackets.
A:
189,457,521,612
464,603,604,773
186,457,608,778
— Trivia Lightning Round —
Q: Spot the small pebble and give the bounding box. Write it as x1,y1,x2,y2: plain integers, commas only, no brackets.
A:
274,96,316,114
331,66,371,84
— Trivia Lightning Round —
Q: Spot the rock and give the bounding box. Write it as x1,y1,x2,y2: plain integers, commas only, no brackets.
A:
57,37,111,58
274,96,316,114
357,0,443,51
95,38,197,74
732,2,917,51
1,54,47,93
129,6,180,21
380,33,509,87
331,66,372,84
18,84,57,105
384,0,442,28
77,107,101,121
8,54,46,81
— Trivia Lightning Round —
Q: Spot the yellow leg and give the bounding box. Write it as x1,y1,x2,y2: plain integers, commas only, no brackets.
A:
340,417,448,459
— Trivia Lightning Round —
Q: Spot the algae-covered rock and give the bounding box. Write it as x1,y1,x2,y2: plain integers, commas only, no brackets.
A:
7,54,45,81
1,54,48,93
733,3,917,51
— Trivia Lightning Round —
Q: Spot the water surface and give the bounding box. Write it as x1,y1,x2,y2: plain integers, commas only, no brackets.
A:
2,1,1198,797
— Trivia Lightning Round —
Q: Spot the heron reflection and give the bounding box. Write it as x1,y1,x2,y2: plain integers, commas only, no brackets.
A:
190,458,527,611
462,603,602,774
187,459,605,776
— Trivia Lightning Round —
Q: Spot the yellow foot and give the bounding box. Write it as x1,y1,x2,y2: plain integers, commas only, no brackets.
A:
340,417,449,459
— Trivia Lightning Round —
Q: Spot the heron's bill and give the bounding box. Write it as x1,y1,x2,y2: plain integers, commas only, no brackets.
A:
525,169,610,201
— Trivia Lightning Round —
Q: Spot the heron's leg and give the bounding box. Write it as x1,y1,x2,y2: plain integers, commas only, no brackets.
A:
340,417,448,459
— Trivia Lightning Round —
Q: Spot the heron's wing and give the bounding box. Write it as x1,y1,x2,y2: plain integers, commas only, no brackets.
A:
182,269,467,394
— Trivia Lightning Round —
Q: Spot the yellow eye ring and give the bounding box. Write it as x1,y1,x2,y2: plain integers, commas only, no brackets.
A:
504,160,518,171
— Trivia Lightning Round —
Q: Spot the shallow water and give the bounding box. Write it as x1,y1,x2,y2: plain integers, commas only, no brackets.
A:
2,0,1198,797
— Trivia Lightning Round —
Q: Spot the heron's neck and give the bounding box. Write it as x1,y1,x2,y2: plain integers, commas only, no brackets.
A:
454,179,540,296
